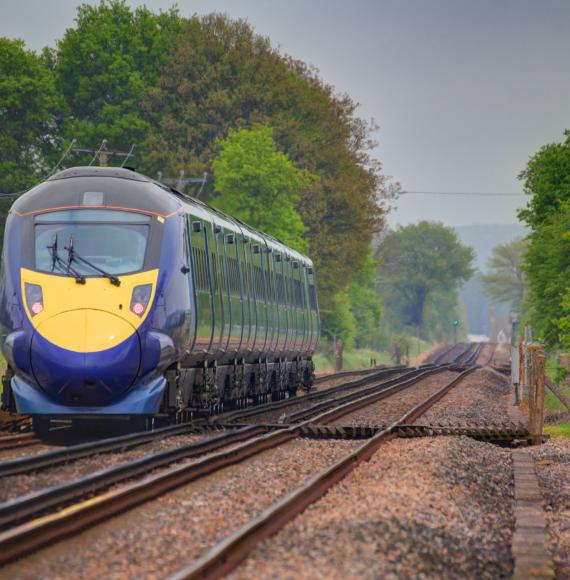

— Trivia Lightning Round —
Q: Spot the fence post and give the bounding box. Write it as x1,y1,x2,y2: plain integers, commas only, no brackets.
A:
528,343,546,444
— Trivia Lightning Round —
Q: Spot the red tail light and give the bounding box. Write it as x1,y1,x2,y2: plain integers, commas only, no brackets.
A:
25,283,44,317
130,284,152,317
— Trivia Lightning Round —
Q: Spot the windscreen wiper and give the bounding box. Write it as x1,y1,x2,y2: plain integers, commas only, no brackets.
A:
47,235,86,284
65,236,121,287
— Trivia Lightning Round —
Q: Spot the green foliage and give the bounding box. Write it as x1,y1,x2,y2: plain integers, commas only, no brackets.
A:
0,38,61,249
347,251,383,348
558,289,570,350
523,201,570,348
480,238,527,310
322,292,357,349
0,38,60,193
377,221,475,337
518,129,570,229
212,126,313,252
141,13,390,331
54,0,181,159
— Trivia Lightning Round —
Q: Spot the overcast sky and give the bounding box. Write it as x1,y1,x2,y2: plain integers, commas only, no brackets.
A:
2,0,569,227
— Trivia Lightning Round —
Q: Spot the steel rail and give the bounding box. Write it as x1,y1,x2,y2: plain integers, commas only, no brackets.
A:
0,365,451,564
286,366,447,424
217,365,409,423
0,423,228,479
0,432,40,451
431,343,459,364
0,367,406,479
313,366,386,385
169,365,479,580
0,425,267,530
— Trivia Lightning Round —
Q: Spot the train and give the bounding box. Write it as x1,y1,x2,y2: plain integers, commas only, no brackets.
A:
0,166,319,432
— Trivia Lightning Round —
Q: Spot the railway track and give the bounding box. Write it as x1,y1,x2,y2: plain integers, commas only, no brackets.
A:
0,366,406,479
0,432,41,451
169,365,479,579
0,360,471,566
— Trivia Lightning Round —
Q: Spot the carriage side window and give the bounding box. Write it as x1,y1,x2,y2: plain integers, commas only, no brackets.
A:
309,284,317,310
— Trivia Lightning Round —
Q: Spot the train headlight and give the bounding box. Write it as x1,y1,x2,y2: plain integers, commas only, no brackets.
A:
25,283,44,316
130,284,152,317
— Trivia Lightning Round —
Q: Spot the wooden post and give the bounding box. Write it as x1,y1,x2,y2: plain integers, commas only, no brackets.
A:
528,344,546,444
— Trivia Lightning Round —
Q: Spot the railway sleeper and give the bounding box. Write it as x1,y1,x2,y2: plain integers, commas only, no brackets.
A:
297,422,532,444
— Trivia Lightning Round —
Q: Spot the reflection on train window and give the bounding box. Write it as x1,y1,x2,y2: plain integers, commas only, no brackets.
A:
35,223,148,275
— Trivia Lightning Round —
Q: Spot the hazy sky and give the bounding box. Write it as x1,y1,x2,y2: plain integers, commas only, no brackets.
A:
2,0,569,227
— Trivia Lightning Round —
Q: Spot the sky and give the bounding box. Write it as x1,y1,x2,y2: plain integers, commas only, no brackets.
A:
2,0,569,227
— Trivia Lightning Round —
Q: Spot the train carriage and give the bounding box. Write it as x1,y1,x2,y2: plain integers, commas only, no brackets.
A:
0,167,319,430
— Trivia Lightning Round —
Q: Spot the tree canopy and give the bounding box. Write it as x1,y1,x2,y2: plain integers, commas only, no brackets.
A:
518,130,570,349
480,238,527,311
377,221,475,336
212,126,313,252
0,38,60,193
53,0,181,162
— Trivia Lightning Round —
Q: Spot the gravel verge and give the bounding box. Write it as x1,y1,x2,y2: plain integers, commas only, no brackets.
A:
0,432,210,502
328,370,459,428
232,436,514,580
1,438,358,579
416,368,513,425
530,437,570,578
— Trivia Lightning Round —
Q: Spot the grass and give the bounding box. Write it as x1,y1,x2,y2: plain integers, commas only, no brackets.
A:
545,421,570,437
544,355,570,411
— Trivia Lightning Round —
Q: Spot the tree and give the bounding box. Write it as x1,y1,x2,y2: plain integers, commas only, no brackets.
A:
141,13,393,334
480,238,527,310
347,251,383,348
523,201,570,348
376,221,475,338
518,130,570,230
0,38,60,249
53,0,180,160
518,130,570,349
212,126,314,252
0,38,60,193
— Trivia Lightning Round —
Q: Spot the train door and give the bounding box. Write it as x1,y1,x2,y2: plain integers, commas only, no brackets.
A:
265,246,278,354
307,265,319,351
214,225,231,352
235,231,252,352
207,222,224,352
187,215,213,353
224,229,243,353
251,242,267,352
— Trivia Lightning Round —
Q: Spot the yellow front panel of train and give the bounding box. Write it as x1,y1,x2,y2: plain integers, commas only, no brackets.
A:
20,268,159,353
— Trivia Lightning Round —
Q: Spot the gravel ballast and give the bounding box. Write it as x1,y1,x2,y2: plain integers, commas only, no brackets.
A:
0,432,210,502
233,436,515,580
416,368,514,425
329,370,459,427
530,437,570,578
1,438,358,579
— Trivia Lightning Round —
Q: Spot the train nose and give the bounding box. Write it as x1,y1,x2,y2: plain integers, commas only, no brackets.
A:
30,310,141,405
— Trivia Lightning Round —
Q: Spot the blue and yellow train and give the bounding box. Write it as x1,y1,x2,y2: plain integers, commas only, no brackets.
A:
0,167,319,431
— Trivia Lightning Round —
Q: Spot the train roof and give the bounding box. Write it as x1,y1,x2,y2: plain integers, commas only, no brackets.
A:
11,167,313,266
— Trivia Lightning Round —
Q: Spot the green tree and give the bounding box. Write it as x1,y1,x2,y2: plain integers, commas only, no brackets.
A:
377,221,475,338
141,13,391,334
523,202,570,348
0,38,61,250
212,126,313,251
518,130,570,349
348,251,383,348
54,0,180,160
0,38,60,193
518,130,570,229
480,238,527,310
